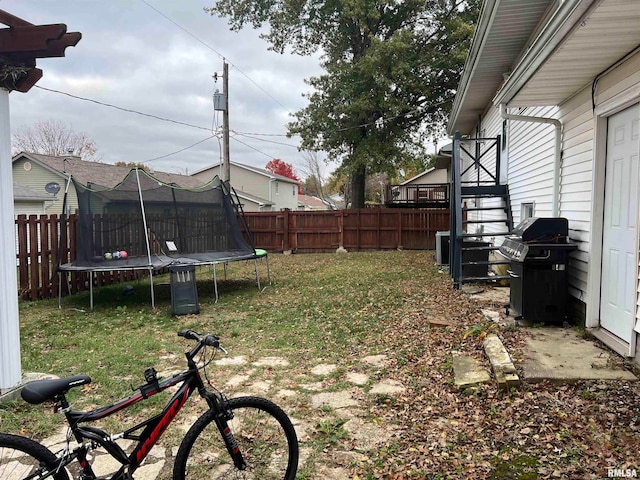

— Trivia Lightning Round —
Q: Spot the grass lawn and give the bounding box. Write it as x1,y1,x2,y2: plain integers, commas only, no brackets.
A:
1,250,640,479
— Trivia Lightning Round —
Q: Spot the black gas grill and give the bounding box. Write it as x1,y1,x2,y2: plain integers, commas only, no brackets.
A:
499,217,576,323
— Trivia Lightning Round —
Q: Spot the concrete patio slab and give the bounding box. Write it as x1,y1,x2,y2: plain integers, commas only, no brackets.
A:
521,328,638,383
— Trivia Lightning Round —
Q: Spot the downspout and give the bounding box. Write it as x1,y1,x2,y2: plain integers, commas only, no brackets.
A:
499,104,562,217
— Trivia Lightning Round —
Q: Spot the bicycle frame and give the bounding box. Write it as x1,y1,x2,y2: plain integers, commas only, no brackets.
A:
47,346,245,479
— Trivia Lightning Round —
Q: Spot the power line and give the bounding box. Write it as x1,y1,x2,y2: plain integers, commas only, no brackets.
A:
230,135,274,159
232,130,300,148
142,134,219,163
35,85,213,132
34,84,299,157
140,0,290,112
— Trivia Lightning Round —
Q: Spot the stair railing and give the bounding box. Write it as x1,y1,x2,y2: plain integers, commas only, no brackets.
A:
451,131,503,288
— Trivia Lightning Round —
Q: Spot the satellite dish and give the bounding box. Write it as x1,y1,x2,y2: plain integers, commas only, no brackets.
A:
45,182,60,195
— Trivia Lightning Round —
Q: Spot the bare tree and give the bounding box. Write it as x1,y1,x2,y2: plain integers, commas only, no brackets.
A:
12,119,101,161
300,151,327,199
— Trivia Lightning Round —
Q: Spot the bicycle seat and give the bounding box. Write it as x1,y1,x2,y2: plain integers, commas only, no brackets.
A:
21,375,92,404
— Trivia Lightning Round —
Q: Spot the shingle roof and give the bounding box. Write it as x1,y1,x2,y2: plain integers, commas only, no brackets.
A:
13,183,54,201
14,152,207,189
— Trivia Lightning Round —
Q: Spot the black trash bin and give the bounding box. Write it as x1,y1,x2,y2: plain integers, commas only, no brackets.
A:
169,265,199,316
499,217,576,324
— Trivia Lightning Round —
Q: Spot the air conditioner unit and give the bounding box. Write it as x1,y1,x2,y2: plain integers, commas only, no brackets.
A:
436,231,450,266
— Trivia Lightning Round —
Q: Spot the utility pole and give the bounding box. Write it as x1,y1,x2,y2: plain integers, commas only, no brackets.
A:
222,61,230,183
213,61,230,182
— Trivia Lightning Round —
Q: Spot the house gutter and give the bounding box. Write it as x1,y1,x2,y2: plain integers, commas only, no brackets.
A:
447,0,501,135
499,104,562,217
493,0,597,106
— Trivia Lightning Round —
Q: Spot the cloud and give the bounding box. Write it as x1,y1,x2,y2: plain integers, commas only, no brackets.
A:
4,0,325,176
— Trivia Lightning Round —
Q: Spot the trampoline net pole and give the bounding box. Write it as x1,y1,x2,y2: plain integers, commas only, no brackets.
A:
135,169,153,268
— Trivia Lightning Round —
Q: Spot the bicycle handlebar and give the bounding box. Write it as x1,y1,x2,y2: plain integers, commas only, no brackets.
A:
178,330,226,353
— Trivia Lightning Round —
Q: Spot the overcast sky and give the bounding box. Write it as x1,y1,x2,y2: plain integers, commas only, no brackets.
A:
3,0,327,179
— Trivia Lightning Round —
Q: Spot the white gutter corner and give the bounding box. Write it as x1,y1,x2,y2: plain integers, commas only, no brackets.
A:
499,104,562,217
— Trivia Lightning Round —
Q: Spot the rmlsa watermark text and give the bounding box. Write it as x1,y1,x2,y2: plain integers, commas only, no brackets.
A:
608,469,638,478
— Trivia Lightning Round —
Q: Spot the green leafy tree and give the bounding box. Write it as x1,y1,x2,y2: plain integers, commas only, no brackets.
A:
208,0,479,207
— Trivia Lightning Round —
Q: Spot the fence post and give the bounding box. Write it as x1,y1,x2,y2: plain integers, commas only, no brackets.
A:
397,210,402,249
282,209,290,252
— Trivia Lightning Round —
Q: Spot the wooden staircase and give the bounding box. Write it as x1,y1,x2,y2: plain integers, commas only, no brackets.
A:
450,133,513,289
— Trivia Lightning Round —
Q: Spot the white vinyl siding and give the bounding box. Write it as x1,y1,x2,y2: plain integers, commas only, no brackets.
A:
192,164,298,211
12,158,73,216
506,105,558,224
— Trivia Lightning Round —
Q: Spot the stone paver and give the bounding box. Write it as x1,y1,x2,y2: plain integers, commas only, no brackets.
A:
361,354,388,367
344,417,393,450
369,379,405,395
225,373,251,387
252,356,290,367
484,334,520,390
452,351,490,388
311,363,337,375
311,390,359,409
346,372,369,385
214,355,247,366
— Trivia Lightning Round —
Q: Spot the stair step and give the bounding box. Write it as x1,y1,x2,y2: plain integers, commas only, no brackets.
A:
461,185,508,197
464,207,509,212
456,232,512,238
462,245,500,252
463,260,510,266
460,275,512,283
463,219,510,224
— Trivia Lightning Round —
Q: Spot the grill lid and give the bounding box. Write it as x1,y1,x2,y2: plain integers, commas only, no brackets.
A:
512,217,569,242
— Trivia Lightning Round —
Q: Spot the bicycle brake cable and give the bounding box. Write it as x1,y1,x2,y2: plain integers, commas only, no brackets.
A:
198,343,218,387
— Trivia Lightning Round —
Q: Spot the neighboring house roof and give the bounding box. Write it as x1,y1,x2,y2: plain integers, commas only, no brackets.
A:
13,152,205,189
401,167,444,185
328,194,346,209
449,0,640,134
298,194,330,210
232,190,273,207
434,143,452,170
13,183,54,202
192,160,301,185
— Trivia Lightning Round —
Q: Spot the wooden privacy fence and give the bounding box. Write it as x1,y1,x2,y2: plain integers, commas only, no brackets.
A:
15,214,149,302
243,208,449,253
15,208,449,301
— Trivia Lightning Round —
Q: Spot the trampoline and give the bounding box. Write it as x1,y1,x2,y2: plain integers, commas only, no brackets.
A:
57,168,270,309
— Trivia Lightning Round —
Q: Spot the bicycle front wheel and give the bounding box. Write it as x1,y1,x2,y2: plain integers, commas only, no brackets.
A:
0,433,69,480
173,396,298,480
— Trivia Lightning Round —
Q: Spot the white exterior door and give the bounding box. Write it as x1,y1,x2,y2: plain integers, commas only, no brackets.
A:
600,105,639,343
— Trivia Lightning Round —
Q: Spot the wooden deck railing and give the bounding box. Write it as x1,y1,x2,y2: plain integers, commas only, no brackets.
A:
384,183,449,208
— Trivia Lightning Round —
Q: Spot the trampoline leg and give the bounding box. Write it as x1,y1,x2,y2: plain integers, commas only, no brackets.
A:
90,272,94,311
213,264,219,303
223,262,228,280
253,259,262,292
265,254,272,285
58,271,62,309
149,268,155,309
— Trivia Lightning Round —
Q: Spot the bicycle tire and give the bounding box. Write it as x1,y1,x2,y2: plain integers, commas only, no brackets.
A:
0,433,69,480
173,396,298,480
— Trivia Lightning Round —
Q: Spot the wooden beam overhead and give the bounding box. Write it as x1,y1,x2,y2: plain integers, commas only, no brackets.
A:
0,9,81,92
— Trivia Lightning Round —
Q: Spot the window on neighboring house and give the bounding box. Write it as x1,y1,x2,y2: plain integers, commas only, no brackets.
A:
521,202,535,220
275,181,279,195
292,185,296,196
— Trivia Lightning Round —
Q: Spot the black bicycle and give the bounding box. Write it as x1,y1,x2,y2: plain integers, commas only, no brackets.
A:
0,330,298,479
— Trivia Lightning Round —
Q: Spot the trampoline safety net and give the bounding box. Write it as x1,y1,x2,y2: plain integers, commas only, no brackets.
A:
64,168,256,269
